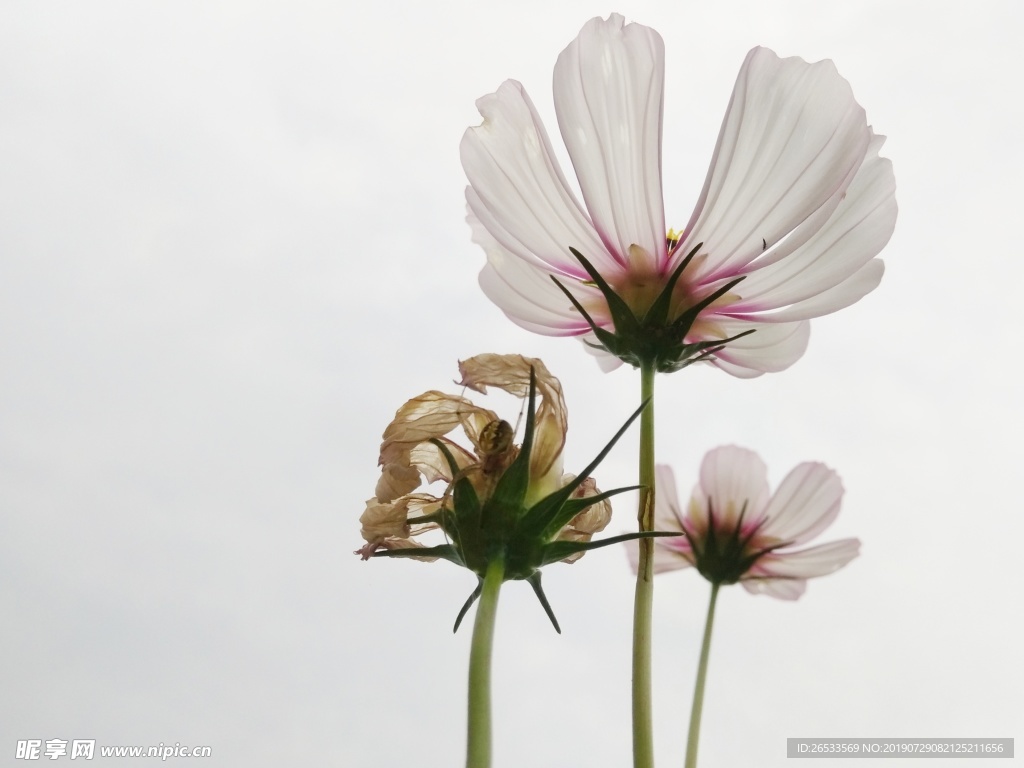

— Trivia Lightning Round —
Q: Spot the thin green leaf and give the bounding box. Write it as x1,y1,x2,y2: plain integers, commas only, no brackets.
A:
539,531,682,566
371,543,464,566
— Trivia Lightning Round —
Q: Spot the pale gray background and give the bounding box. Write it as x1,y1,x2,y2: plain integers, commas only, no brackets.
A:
2,1,1021,766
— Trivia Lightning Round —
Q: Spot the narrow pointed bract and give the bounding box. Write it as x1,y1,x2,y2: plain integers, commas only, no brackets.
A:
462,14,896,376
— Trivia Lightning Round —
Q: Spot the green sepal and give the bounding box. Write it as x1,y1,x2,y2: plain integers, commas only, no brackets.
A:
536,484,640,542
639,242,702,327
689,499,789,585
552,245,757,373
520,398,648,539
404,511,444,527
429,437,479,525
568,247,645,337
550,274,622,353
667,274,745,335
538,530,682,567
371,543,465,566
452,581,483,633
487,367,538,516
527,571,561,634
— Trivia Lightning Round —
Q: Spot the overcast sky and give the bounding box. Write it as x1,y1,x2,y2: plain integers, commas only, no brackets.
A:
2,1,1021,766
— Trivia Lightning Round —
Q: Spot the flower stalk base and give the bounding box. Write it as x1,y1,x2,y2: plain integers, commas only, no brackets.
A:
467,558,505,768
633,361,657,768
685,582,720,768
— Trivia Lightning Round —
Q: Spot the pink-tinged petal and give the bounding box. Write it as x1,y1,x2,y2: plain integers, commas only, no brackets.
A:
727,132,897,315
472,210,599,335
461,80,616,275
626,535,694,575
629,465,692,574
652,537,695,572
696,446,770,523
680,47,870,281
741,577,807,600
760,462,843,544
653,464,685,532
751,259,883,323
579,335,625,371
708,318,810,376
753,538,860,581
553,14,667,264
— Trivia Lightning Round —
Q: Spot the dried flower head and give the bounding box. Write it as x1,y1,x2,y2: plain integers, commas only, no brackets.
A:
357,353,672,630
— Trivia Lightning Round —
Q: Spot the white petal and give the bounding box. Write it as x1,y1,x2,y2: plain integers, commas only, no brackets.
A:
707,318,810,376
461,80,616,275
553,14,667,263
653,464,686,532
579,335,625,371
760,462,843,544
754,259,884,323
741,577,807,600
625,535,694,575
680,47,870,280
633,470,691,573
696,446,770,523
728,133,897,315
471,207,599,335
753,538,860,579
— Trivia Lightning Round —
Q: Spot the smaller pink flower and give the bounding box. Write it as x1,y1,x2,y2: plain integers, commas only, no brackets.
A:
636,446,859,599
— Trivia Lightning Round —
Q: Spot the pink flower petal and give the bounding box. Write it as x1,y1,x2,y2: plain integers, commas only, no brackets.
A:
471,208,599,335
461,80,615,275
626,535,694,575
760,462,843,544
741,577,807,600
653,464,686,532
680,47,870,282
708,318,810,376
727,132,897,318
579,335,625,371
752,259,884,323
553,14,667,264
696,446,770,523
753,538,860,579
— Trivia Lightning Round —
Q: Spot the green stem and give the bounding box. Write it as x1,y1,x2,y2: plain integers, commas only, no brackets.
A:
633,360,657,768
466,558,505,768
684,582,720,768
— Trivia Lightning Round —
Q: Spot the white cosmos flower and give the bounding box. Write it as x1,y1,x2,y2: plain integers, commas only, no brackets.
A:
633,446,860,599
461,13,896,377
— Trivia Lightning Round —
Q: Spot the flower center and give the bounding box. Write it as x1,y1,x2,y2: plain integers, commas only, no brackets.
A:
685,498,782,584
